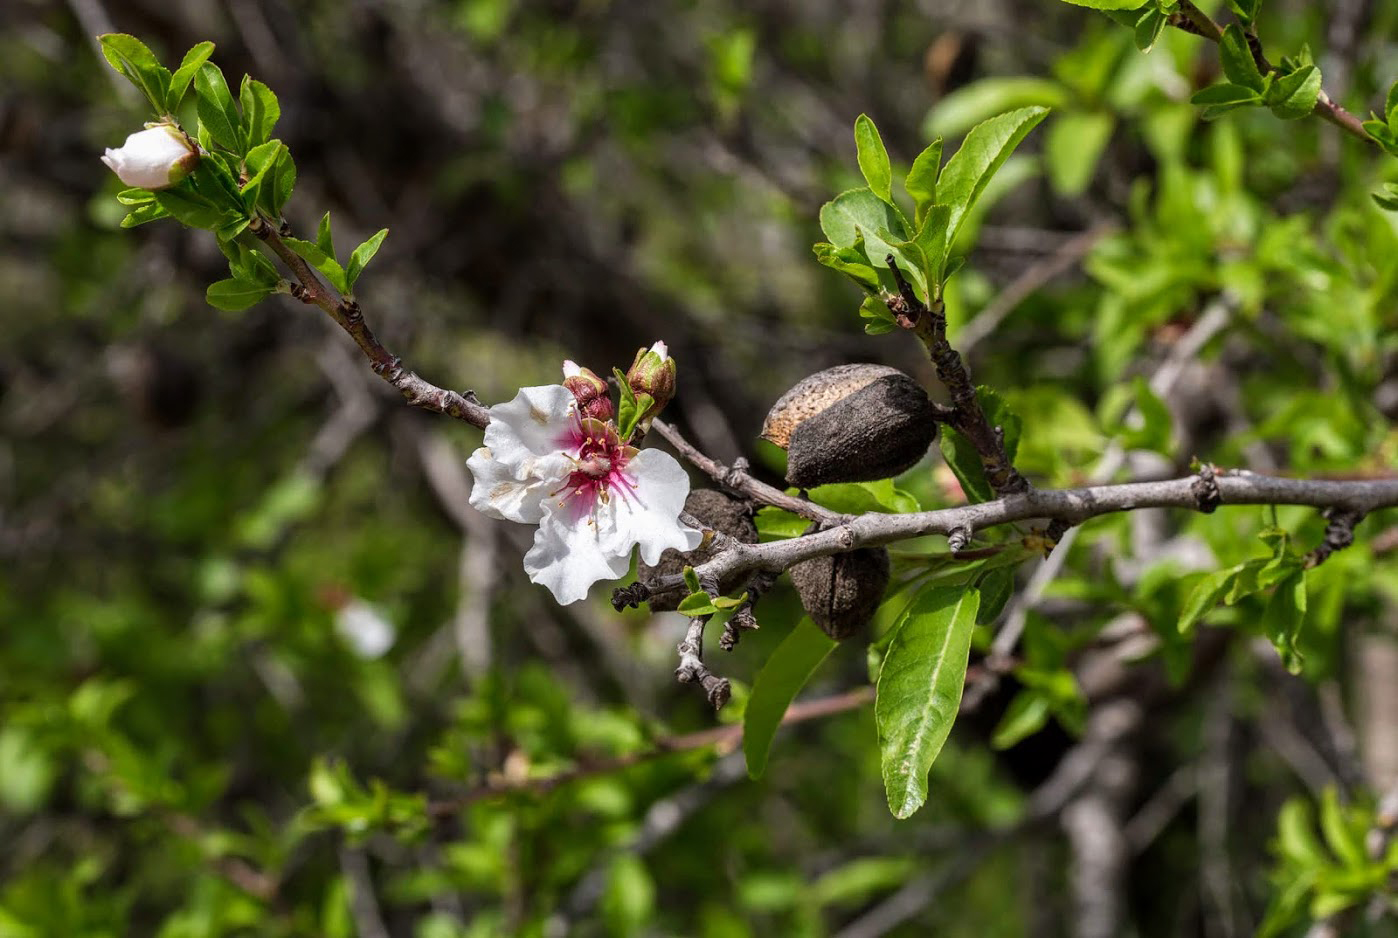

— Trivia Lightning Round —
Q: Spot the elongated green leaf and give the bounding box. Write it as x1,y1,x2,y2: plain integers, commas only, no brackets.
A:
167,41,215,111
1261,568,1307,673
935,106,1048,253
1229,0,1262,25
991,690,1050,749
283,236,348,293
120,202,169,227
854,114,893,203
316,212,335,258
207,278,275,311
1318,788,1367,869
1053,0,1150,8
923,79,1068,139
819,187,908,250
267,146,297,216
904,139,943,226
1266,65,1321,120
99,34,171,114
1177,565,1241,634
194,62,243,153
1220,24,1265,92
346,228,389,289
876,586,981,818
1133,8,1167,52
239,76,280,147
935,386,1019,504
153,186,235,229
744,619,839,779
813,242,881,292
1044,111,1113,196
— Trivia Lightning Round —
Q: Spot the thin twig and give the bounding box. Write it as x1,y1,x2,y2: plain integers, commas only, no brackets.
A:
250,218,491,427
650,419,844,525
1170,0,1375,146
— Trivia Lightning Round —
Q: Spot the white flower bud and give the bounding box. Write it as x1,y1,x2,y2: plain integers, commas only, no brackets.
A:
100,125,199,190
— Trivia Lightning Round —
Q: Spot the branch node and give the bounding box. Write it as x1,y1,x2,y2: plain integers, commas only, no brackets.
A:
611,581,652,611
288,282,313,303
675,617,730,710
948,525,973,554
1191,463,1222,513
1305,507,1365,569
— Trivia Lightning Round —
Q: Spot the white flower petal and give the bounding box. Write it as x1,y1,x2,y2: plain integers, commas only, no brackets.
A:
524,496,633,604
599,449,702,565
481,385,578,477
101,126,196,189
467,446,568,523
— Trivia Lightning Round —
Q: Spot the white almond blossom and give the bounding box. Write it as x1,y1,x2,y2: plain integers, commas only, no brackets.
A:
101,125,199,190
467,384,701,604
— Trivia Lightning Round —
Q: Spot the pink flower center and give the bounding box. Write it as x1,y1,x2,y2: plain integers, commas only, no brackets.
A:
553,415,638,513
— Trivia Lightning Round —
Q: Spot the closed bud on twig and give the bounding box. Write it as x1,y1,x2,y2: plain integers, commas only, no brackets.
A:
762,364,938,488
101,123,200,190
789,537,890,641
562,360,613,420
625,340,677,422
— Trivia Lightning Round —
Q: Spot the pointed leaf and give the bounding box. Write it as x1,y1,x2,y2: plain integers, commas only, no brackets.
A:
876,586,981,818
346,228,389,290
207,278,275,311
98,34,171,114
1220,24,1265,92
167,41,215,111
239,76,280,147
283,236,348,294
744,619,839,779
904,138,943,226
316,212,335,258
194,62,244,153
1261,568,1307,674
1054,0,1153,8
935,106,1048,252
1178,565,1241,634
1266,65,1321,120
854,114,894,203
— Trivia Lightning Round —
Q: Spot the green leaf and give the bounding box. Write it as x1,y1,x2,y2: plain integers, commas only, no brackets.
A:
1261,568,1307,673
1045,111,1114,196
239,76,280,147
858,293,898,334
98,34,171,114
1385,79,1398,127
120,202,169,227
1191,83,1264,120
239,140,283,210
316,212,335,259
346,229,389,290
935,106,1049,256
1276,798,1329,867
1053,0,1151,8
991,691,1051,749
1266,65,1321,120
1133,8,1167,52
676,592,720,617
153,186,236,229
1229,0,1262,25
1219,24,1265,92
206,278,275,311
1177,565,1241,634
923,79,1068,140
194,62,244,153
805,480,920,515
167,41,215,111
975,566,1016,625
938,427,992,504
115,187,156,206
813,242,881,293
1318,788,1368,870
1372,182,1398,213
854,114,894,204
283,236,348,293
876,586,981,818
743,619,839,779
754,506,810,541
904,138,943,227
819,188,909,255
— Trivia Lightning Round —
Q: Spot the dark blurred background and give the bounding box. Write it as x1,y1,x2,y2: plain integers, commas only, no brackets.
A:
4,0,1398,935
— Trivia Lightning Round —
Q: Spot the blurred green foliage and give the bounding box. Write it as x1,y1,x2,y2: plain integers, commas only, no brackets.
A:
4,0,1398,935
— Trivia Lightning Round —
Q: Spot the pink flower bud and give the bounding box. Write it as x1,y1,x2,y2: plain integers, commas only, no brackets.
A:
562,360,614,421
101,124,200,190
625,341,676,421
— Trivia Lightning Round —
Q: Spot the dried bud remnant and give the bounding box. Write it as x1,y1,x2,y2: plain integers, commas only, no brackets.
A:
762,364,938,488
639,489,758,610
789,539,891,641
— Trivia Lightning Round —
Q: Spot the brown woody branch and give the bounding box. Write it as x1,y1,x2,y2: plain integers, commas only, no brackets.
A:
250,217,491,428
884,256,1028,497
